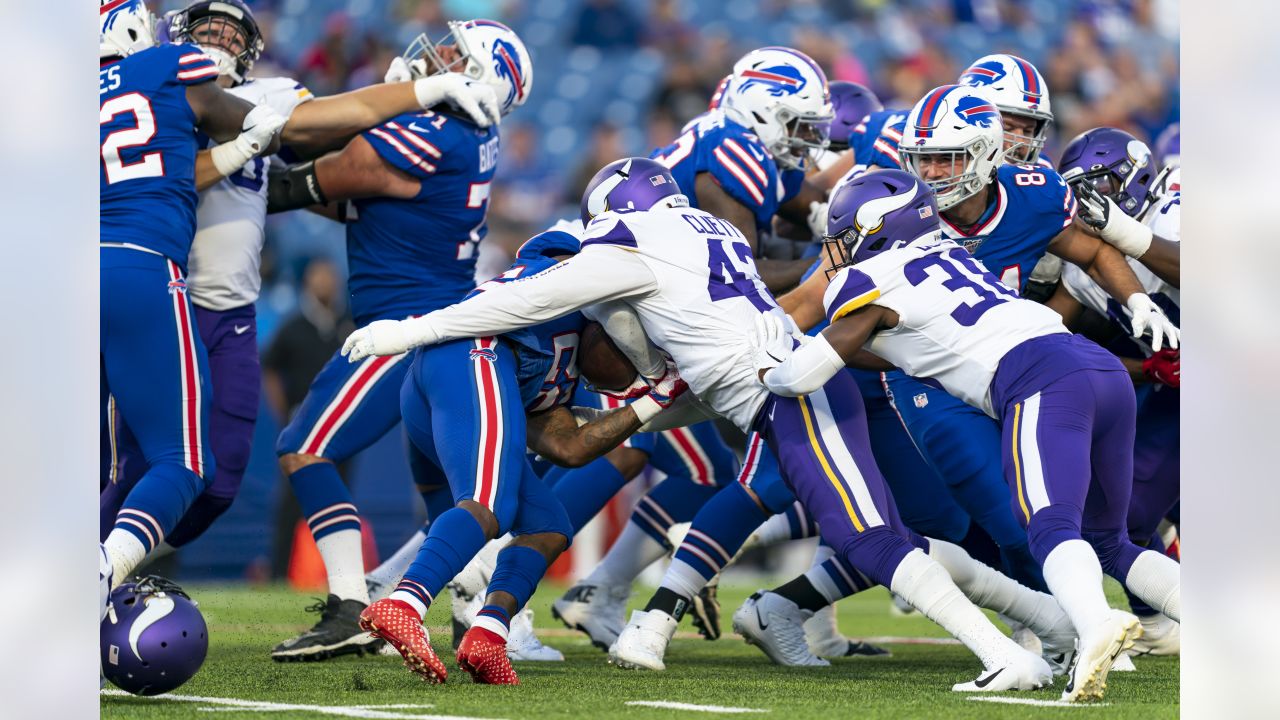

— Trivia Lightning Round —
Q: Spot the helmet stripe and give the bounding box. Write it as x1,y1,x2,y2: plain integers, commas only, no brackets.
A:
101,0,131,15
915,85,956,138
1012,55,1040,103
496,44,524,100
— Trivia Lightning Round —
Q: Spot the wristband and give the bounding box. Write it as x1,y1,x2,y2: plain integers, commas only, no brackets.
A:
210,136,255,177
1103,212,1154,258
631,395,665,424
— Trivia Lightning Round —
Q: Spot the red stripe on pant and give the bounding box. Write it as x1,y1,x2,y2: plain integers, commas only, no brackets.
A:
169,260,202,476
301,355,396,455
737,432,764,485
667,427,710,484
474,338,502,509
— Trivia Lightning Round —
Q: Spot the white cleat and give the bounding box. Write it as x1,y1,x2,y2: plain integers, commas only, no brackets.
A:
506,608,563,661
551,582,630,652
609,609,678,670
1061,610,1142,703
732,591,829,667
952,650,1052,692
1131,613,1179,656
803,604,891,659
1036,619,1079,678
1110,653,1137,672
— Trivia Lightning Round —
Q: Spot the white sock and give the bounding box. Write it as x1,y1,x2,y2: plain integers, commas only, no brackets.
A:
928,539,1073,638
1041,539,1111,634
389,589,428,619
585,522,667,588
472,610,510,642
890,549,1023,669
103,529,147,588
366,528,426,593
658,558,708,599
1124,549,1180,622
317,528,369,603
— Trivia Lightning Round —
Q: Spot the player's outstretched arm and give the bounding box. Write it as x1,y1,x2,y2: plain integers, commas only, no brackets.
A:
1134,236,1180,289
527,371,684,467
753,306,890,397
267,135,419,214
1073,181,1179,287
777,264,831,331
1043,281,1086,328
189,83,286,190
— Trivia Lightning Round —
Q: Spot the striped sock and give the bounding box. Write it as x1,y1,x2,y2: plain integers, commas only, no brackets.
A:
390,579,433,620
473,604,511,641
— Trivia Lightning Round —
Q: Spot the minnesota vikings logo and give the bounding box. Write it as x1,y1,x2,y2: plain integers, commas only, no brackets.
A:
470,347,498,363
490,38,525,109
955,96,1000,129
959,60,1007,87
738,65,806,97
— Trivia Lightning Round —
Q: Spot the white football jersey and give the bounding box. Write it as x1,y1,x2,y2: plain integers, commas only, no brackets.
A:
580,206,782,430
1060,190,1180,342
186,77,313,311
823,237,1068,416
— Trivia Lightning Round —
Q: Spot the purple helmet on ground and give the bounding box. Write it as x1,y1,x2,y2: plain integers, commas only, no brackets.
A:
823,169,940,273
1058,127,1155,218
101,576,208,696
1153,122,1180,171
824,81,883,151
580,158,688,226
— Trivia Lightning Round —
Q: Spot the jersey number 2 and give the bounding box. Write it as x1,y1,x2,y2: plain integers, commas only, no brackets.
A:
101,93,164,185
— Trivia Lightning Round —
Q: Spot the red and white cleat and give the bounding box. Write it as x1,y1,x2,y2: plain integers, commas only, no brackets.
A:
359,599,448,684
456,627,519,685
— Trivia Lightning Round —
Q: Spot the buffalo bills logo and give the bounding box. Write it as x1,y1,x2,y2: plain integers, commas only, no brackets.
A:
959,61,1007,87
167,278,187,295
470,348,498,363
738,65,806,97
101,0,141,31
490,38,525,108
955,96,1000,129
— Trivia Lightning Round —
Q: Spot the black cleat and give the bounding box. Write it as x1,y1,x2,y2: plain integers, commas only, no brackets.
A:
271,595,384,662
689,584,722,641
835,640,891,657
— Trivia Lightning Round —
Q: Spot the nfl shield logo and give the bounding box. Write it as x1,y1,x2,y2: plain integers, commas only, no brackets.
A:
913,393,928,408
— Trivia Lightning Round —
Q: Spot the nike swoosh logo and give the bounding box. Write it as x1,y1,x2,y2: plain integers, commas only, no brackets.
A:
129,595,176,661
973,668,1003,689
754,603,769,630
234,325,251,335
408,122,429,133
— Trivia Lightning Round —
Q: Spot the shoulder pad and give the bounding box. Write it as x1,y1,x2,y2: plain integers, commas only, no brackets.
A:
822,266,880,323
580,215,638,250
168,44,219,85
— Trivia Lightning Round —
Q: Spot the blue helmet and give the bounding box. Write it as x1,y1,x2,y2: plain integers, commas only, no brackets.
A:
580,158,688,226
1058,127,1155,218
824,169,940,273
101,576,208,696
167,0,265,85
824,81,883,151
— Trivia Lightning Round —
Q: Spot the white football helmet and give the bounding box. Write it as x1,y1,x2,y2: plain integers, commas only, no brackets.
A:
957,54,1053,164
101,0,157,60
721,47,834,170
899,84,1004,211
403,20,533,117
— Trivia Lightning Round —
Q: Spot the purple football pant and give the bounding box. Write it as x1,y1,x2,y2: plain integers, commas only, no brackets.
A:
756,370,925,588
997,346,1144,581
1128,386,1179,544
101,303,260,547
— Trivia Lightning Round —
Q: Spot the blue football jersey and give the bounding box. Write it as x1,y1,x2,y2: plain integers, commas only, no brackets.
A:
100,43,220,269
467,229,585,413
937,164,1076,292
850,108,909,169
651,110,799,236
349,110,500,325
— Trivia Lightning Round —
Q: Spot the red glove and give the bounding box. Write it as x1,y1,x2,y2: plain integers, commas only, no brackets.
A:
1142,348,1180,388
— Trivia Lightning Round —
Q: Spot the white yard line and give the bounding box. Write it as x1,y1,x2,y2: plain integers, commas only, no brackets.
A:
967,696,1111,708
101,689,504,720
624,700,767,713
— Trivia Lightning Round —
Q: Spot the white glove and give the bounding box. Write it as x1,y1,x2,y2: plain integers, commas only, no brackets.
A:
412,72,501,128
1073,181,1153,258
341,319,428,362
806,200,830,239
210,103,287,176
1126,294,1179,352
384,56,413,84
752,313,796,374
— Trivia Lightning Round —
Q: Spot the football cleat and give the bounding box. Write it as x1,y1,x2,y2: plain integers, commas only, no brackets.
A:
804,605,890,658
358,598,447,683
609,609,679,671
1110,653,1137,672
732,591,829,667
456,626,519,684
1131,613,1179,656
689,582,722,641
952,650,1053,692
506,608,564,662
1061,610,1142,703
272,595,383,662
551,582,630,652
1038,621,1079,677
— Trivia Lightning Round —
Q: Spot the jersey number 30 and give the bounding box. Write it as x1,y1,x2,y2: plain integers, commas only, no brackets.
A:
101,93,164,185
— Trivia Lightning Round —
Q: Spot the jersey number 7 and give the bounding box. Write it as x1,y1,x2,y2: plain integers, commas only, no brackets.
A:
101,93,164,185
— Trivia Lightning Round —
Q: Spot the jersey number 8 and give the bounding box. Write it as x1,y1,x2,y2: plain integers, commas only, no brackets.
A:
101,93,164,185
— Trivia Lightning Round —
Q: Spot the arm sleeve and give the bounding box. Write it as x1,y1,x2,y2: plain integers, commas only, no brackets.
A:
582,300,667,379
760,333,848,397
420,244,658,344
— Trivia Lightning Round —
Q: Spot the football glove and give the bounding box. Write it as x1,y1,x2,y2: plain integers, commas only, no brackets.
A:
1141,348,1180,388
751,312,796,375
211,103,286,176
1072,181,1153,258
630,358,688,423
342,319,433,362
412,73,500,128
1126,294,1179,352
806,200,830,241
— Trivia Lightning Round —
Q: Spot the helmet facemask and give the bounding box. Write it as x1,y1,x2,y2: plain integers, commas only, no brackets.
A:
403,24,483,83
769,104,833,170
822,226,863,280
998,107,1050,165
901,138,998,211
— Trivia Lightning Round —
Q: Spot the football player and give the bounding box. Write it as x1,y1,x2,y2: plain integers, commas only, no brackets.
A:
265,20,533,662
341,158,1073,694
956,54,1056,168
754,169,1180,702
99,0,282,593
100,0,500,564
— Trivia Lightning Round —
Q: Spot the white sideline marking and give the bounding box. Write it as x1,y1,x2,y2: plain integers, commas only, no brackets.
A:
861,635,959,646
625,700,766,713
967,697,1111,708
101,689,504,720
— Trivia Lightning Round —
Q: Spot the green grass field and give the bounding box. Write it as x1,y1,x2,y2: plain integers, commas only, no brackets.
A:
101,581,1177,719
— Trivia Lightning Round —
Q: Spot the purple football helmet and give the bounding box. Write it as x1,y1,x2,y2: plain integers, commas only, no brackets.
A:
824,169,940,273
1153,122,1180,171
101,576,208,696
1058,127,1155,218
823,81,883,151
580,158,688,226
